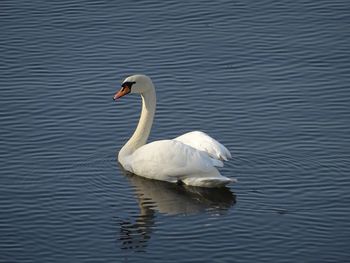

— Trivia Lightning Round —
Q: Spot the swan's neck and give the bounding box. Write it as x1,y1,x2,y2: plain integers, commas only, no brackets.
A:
119,89,156,161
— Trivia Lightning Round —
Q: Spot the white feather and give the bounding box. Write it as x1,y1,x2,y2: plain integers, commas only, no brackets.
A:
174,131,232,161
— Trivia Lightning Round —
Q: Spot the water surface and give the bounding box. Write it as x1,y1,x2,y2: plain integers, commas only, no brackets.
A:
1,0,350,262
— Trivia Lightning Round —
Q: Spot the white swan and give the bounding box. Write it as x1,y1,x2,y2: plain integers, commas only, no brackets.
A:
113,74,236,188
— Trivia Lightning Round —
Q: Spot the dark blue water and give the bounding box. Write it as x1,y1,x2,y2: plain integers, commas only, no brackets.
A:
1,0,350,262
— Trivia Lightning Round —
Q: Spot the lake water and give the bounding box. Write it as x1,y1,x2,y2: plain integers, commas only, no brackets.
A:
1,0,350,262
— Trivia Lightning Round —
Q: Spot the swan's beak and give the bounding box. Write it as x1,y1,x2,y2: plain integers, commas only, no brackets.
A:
113,86,131,100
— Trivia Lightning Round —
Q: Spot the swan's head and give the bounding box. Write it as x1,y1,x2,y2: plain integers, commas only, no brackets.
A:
113,74,154,100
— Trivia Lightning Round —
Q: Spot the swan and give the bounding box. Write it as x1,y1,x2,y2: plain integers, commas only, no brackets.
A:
113,74,236,188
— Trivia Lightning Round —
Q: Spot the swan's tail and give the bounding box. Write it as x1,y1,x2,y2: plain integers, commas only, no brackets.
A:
182,175,237,188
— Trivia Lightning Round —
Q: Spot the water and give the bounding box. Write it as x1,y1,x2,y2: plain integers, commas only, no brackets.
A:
1,0,350,262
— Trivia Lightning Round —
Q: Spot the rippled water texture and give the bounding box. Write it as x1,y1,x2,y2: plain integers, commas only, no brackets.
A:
1,0,350,262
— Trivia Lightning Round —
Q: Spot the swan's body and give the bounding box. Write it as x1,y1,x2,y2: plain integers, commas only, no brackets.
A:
114,74,236,188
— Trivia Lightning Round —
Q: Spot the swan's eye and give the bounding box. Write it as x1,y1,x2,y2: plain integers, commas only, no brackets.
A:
122,81,136,89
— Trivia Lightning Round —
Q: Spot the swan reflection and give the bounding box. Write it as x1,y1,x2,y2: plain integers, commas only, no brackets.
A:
118,167,236,251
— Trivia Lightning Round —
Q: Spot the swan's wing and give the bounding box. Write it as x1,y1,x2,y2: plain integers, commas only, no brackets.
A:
174,131,232,161
123,140,223,182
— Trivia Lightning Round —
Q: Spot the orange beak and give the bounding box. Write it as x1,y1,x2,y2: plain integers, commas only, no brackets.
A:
113,86,131,100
